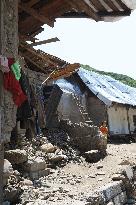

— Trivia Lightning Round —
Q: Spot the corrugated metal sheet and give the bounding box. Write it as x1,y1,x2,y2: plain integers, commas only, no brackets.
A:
55,79,82,95
78,68,136,106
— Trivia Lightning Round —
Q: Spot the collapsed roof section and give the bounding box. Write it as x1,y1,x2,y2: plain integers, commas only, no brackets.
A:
19,43,79,77
19,0,136,39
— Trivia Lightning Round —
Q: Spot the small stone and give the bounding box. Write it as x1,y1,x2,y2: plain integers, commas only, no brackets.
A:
89,175,96,178
96,164,103,169
49,155,64,162
96,172,105,175
98,178,103,181
22,179,33,186
112,173,126,181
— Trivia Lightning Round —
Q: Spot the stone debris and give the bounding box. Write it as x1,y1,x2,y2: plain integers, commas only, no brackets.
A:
5,149,28,165
3,159,14,186
2,130,136,205
40,143,57,153
84,150,102,163
23,157,47,172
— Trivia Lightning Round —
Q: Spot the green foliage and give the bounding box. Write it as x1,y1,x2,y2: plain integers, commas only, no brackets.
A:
80,64,136,88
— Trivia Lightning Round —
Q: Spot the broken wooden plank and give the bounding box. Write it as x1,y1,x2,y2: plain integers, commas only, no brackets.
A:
30,37,60,47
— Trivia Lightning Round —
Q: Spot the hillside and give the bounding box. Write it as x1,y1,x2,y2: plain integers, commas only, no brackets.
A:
81,64,136,88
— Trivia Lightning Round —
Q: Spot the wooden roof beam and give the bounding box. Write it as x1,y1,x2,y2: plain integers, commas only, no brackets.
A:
98,10,131,17
19,2,54,27
19,34,39,43
67,0,101,22
20,43,57,66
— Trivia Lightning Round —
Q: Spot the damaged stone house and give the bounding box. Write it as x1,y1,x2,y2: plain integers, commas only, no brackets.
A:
56,68,136,138
0,0,136,203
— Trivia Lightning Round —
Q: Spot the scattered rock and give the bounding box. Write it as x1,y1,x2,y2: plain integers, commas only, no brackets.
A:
111,173,126,181
22,157,47,172
96,171,105,176
96,164,103,169
4,185,22,203
84,150,101,163
20,179,33,186
119,159,136,166
49,154,66,163
40,143,57,153
3,159,14,186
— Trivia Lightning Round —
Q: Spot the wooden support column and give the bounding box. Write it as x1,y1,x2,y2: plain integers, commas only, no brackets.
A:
0,0,18,204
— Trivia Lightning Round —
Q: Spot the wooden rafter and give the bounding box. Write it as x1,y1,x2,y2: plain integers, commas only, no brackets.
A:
27,0,39,8
21,52,46,73
20,43,57,67
103,0,119,11
19,2,54,27
115,0,130,10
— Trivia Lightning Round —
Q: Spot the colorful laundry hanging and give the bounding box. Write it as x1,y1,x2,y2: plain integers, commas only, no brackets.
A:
4,71,27,107
11,60,21,81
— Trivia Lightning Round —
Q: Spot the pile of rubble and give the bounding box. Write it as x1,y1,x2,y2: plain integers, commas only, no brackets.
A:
3,129,136,205
3,129,86,204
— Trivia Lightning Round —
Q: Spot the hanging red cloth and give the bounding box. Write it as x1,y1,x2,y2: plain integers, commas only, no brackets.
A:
4,71,27,107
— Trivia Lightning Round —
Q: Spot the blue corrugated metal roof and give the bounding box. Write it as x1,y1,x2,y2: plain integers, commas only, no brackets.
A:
78,68,136,106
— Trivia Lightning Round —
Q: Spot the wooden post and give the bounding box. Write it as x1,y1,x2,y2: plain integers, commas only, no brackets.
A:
0,0,18,204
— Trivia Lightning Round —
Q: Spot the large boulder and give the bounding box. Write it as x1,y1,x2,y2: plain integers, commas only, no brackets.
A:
5,149,28,165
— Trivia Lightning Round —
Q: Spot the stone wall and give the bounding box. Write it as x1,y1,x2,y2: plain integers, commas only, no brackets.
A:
0,0,18,143
87,95,107,126
0,0,18,203
25,67,48,86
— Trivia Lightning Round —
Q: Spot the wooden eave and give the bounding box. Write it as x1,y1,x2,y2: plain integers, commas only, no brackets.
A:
19,0,132,38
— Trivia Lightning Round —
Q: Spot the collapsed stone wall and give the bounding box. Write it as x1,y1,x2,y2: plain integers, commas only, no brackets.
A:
60,120,107,153
85,165,136,205
87,95,107,127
